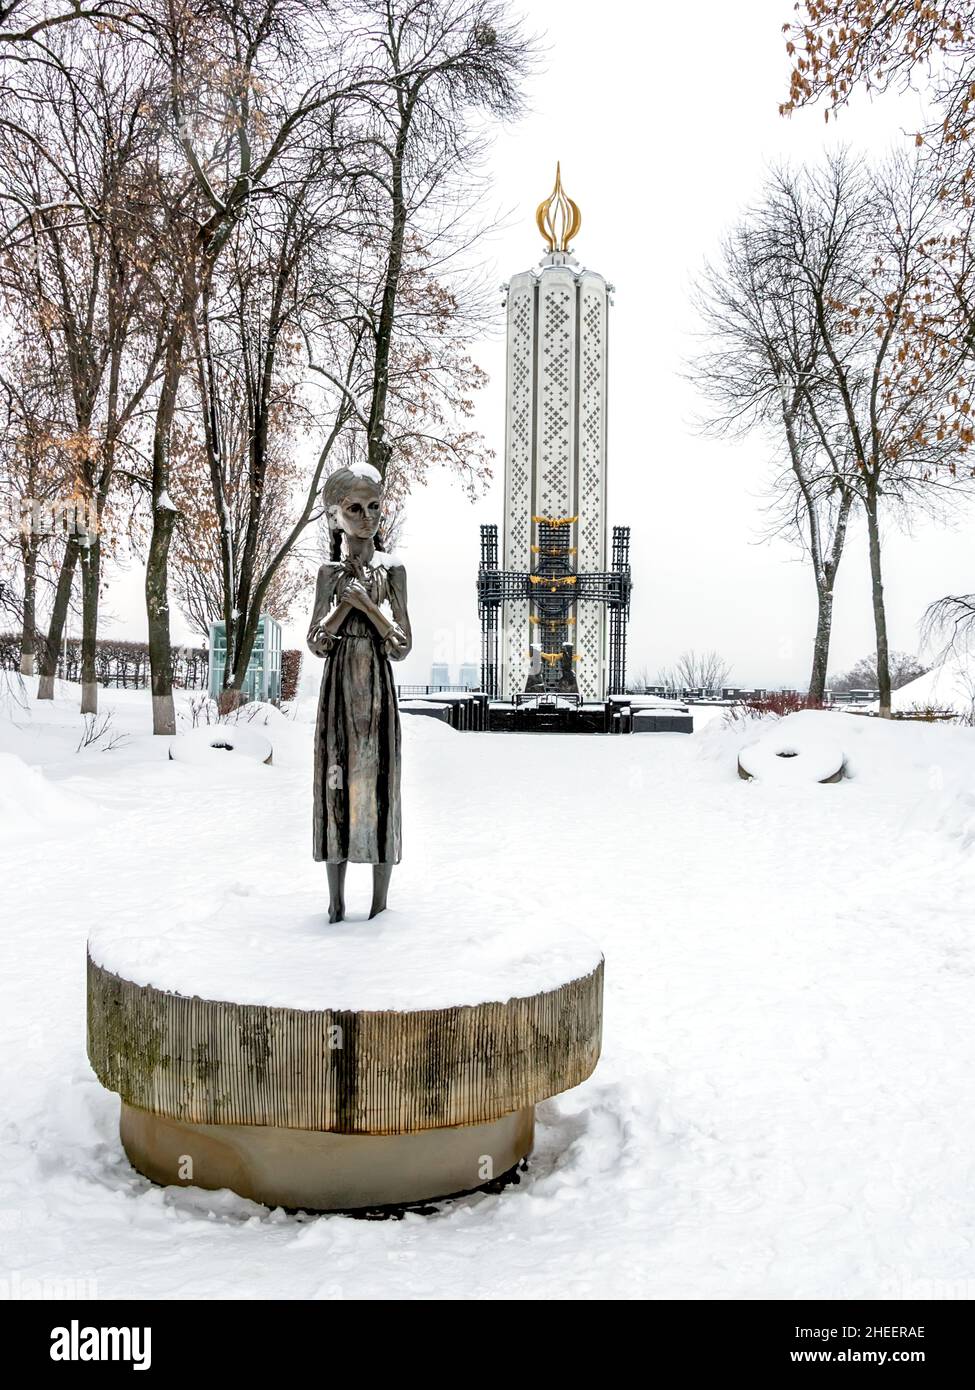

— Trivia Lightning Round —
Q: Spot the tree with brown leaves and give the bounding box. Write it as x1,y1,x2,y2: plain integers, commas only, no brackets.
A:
781,4,975,671
168,0,530,709
0,30,170,711
0,348,70,673
782,1,975,151
0,1,533,731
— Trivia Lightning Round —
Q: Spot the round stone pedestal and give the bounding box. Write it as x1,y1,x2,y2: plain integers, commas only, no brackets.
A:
87,902,603,1211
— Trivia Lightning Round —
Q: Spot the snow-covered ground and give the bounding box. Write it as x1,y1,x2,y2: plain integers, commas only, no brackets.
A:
2,675,975,1300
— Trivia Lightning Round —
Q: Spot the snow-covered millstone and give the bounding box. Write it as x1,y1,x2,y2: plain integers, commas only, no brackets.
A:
738,726,846,784
168,724,273,766
86,904,603,1211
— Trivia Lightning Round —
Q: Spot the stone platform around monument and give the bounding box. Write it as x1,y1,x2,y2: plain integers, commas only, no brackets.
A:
397,691,694,734
87,901,603,1211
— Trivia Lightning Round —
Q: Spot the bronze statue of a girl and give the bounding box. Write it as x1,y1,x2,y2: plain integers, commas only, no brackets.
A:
307,465,411,922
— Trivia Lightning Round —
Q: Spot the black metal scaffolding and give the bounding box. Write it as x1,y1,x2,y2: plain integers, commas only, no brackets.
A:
478,523,500,699
531,519,577,688
477,520,632,699
608,525,631,697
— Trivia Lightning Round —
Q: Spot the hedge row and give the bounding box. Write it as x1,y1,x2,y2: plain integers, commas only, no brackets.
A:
1,633,304,700
0,633,207,689
281,648,302,702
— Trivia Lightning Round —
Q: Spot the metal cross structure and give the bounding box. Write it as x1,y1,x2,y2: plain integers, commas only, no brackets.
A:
478,521,631,700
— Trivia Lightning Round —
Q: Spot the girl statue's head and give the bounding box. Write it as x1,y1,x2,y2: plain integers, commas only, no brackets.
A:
323,464,384,560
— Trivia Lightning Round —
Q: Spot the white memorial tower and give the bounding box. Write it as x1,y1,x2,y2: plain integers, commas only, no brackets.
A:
499,166,611,700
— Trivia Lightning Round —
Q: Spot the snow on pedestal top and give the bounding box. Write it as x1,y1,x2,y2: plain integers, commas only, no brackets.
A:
87,894,603,1014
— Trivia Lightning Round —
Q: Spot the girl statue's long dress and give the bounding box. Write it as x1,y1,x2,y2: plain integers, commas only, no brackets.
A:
307,556,412,874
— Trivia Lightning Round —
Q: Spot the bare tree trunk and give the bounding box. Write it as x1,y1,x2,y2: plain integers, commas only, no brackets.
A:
223,605,264,709
366,126,411,479
19,533,37,677
146,503,177,734
37,542,78,699
146,279,191,735
864,484,892,718
79,535,100,715
808,587,834,704
807,486,853,705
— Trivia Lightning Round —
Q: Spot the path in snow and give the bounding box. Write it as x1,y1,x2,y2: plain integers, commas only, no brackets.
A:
1,683,974,1299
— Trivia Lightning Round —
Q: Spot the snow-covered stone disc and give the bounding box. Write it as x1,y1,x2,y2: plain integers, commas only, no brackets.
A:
738,729,845,784
168,724,273,766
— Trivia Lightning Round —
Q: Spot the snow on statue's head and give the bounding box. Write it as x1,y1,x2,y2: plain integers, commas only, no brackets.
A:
323,464,385,560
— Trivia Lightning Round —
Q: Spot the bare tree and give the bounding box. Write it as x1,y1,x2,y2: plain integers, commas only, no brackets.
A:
702,151,974,716
798,153,975,715
657,649,731,696
173,0,533,707
830,651,928,693
348,0,530,479
0,352,69,674
780,10,975,708
1,1,534,729
626,665,653,695
131,0,520,729
133,2,328,730
169,162,340,680
0,1,126,55
0,31,170,710
922,590,975,656
693,157,863,703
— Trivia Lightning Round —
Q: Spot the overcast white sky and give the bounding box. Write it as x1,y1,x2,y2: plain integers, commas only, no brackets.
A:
100,0,975,688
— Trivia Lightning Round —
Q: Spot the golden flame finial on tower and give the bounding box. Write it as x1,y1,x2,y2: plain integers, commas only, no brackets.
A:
535,162,581,253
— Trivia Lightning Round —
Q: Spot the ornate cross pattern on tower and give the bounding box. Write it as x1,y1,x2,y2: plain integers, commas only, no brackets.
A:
477,166,631,703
